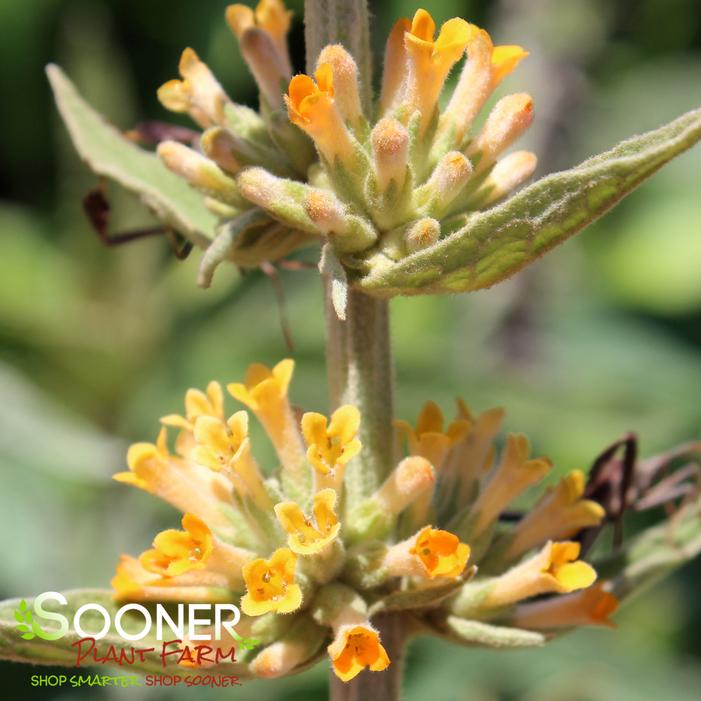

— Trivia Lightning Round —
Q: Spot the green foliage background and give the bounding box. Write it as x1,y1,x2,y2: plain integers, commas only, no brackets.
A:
0,0,700,698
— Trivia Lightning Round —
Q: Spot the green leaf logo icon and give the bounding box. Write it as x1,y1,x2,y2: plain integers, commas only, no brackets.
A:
14,600,35,640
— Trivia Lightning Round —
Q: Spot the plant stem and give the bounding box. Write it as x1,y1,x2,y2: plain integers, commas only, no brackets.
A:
324,286,395,506
305,1,404,699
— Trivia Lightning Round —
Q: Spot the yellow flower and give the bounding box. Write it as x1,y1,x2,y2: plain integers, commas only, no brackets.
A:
275,489,341,555
513,582,619,630
157,49,229,128
226,0,292,55
470,433,551,537
241,547,303,616
327,624,390,682
226,1,292,108
486,541,597,608
409,527,470,579
139,513,213,577
113,428,238,535
111,555,235,603
395,400,469,469
161,380,224,432
505,470,606,559
228,359,307,488
191,411,248,472
402,9,477,132
285,65,358,167
301,405,361,478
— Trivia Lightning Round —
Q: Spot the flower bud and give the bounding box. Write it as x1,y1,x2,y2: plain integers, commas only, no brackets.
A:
226,0,293,74
416,151,473,217
239,27,291,109
380,18,411,113
470,151,537,208
201,128,243,174
249,617,325,678
317,44,364,129
157,141,245,207
405,217,441,253
470,433,551,539
371,117,410,193
375,456,435,515
466,93,534,172
442,30,528,145
512,583,618,630
303,191,378,253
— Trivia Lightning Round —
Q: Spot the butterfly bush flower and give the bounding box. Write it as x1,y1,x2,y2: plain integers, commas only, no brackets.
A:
25,0,701,694
111,358,623,681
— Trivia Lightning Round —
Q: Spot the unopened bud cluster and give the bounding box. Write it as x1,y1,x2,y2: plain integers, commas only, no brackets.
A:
155,0,536,288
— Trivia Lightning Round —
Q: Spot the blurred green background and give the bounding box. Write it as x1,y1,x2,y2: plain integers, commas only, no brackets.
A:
1,0,700,698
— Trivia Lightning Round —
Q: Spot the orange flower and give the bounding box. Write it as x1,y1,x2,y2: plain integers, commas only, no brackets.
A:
513,582,619,630
328,624,390,682
409,526,470,578
241,548,303,616
402,9,477,132
286,65,358,167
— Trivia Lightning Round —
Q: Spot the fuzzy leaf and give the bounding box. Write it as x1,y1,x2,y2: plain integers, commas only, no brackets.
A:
0,589,251,675
319,244,348,320
369,569,475,615
438,616,546,649
595,499,701,603
46,64,217,248
359,106,701,296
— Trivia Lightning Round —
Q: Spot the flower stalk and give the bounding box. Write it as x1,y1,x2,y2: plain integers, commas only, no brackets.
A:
309,3,402,696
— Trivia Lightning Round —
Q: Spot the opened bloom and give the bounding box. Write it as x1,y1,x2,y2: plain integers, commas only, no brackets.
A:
275,489,341,555
386,526,470,579
302,405,361,481
395,400,470,469
328,625,390,682
241,547,303,616
485,541,597,608
504,470,606,560
286,64,359,167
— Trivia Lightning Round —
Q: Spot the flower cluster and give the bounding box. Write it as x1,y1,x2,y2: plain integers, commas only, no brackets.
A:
155,0,535,287
113,359,617,681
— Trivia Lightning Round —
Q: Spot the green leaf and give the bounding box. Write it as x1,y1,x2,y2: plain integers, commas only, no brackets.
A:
46,64,217,248
595,499,701,603
369,569,475,616
437,616,546,649
0,589,251,675
359,106,701,296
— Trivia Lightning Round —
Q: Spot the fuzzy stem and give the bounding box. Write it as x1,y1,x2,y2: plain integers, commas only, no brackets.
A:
329,613,405,701
305,1,404,699
325,287,395,509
